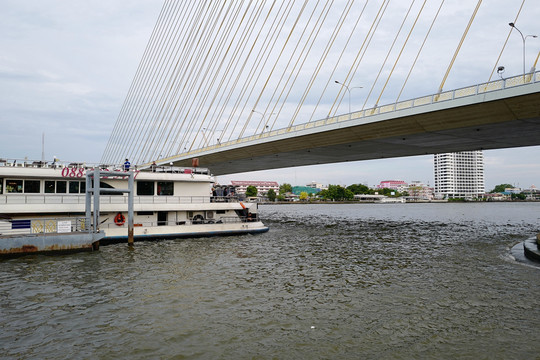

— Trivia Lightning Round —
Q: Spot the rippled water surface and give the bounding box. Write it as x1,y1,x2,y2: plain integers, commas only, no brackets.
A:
1,203,539,359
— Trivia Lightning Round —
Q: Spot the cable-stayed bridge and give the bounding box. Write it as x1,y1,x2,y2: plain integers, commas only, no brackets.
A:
101,1,540,174
149,75,540,175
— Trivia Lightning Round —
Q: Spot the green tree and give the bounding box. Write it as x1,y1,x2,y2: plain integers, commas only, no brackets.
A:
346,183,371,194
491,184,513,193
299,191,309,201
279,183,292,194
245,185,258,197
267,188,276,202
321,185,354,201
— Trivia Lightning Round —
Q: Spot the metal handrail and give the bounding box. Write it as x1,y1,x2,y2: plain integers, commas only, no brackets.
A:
0,194,244,206
0,194,219,205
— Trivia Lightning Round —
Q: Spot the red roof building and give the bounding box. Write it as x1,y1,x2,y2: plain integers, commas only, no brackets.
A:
377,180,408,190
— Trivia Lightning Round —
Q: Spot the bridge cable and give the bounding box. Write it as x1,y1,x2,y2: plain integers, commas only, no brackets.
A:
374,0,427,108
437,0,482,94
485,0,525,83
330,0,390,116
223,1,294,143
361,0,414,111
267,0,341,133
396,0,445,102
158,1,231,158
253,0,327,135
226,1,296,143
261,1,334,135
145,0,230,161
129,0,197,163
202,2,269,151
205,1,277,148
304,0,368,125
186,0,258,151
237,0,307,140
158,0,241,156
141,1,223,161
118,0,196,164
364,0,418,109
180,0,264,152
101,0,174,164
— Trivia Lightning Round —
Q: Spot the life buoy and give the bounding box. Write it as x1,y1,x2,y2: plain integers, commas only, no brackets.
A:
114,212,125,226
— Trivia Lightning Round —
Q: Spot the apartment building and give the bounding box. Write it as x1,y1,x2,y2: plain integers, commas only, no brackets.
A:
434,151,485,199
230,180,279,196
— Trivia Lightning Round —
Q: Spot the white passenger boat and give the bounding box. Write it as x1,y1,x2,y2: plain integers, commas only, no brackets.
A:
0,158,268,244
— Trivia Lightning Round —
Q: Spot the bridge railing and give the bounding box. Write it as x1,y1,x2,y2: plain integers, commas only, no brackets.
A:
179,71,539,157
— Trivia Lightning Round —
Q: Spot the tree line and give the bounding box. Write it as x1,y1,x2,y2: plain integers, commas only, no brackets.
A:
261,183,408,201
245,182,532,202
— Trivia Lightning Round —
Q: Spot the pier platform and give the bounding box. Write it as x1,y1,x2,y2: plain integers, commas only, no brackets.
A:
0,232,104,257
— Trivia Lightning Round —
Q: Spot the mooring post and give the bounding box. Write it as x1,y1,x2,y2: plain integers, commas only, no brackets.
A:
85,171,92,233
93,168,101,232
128,171,134,246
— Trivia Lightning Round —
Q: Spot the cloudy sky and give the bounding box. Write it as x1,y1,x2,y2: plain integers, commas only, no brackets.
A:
1,0,539,190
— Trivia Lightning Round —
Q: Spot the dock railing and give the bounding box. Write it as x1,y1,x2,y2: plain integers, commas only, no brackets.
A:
0,194,229,206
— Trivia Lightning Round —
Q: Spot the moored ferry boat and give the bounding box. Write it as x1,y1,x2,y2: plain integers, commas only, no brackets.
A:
0,158,268,244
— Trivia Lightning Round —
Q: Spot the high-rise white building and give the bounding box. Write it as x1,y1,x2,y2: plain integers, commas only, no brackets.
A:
434,151,485,199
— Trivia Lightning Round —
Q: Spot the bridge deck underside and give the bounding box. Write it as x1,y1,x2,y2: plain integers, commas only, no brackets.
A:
170,90,540,175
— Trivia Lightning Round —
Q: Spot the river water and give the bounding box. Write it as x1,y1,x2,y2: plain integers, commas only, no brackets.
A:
1,203,539,359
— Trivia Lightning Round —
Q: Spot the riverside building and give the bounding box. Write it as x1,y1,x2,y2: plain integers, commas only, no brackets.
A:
230,180,279,196
434,151,485,199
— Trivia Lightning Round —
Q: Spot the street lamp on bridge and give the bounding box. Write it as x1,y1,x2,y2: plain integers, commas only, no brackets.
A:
334,80,362,120
252,109,274,133
508,22,537,78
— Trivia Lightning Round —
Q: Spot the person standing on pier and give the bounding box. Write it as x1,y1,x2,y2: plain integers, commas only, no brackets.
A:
123,158,131,171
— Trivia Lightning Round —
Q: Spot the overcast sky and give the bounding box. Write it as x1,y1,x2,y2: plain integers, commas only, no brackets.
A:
1,0,539,190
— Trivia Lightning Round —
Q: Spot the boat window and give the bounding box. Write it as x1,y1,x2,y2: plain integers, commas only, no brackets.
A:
80,181,86,193
24,180,40,193
157,181,173,196
45,180,55,193
69,181,80,194
6,179,23,193
137,181,154,195
0,178,3,194
56,180,67,193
